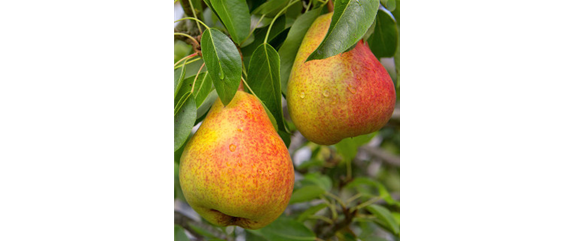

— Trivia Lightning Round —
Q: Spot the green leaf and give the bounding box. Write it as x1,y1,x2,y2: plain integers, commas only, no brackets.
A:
247,43,286,132
345,177,395,205
174,225,188,241
174,63,187,97
210,0,251,44
174,94,197,151
192,72,214,105
301,173,332,192
174,72,214,109
252,0,290,17
245,230,270,241
392,212,400,226
195,89,218,125
201,28,242,106
366,204,399,235
297,159,324,169
307,0,379,61
250,14,274,29
385,0,397,12
297,203,329,222
278,8,323,95
335,132,376,162
368,7,398,58
286,1,303,19
252,216,316,241
289,185,325,204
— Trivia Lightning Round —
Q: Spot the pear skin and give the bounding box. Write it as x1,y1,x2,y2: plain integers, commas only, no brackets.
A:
287,13,396,145
179,90,294,230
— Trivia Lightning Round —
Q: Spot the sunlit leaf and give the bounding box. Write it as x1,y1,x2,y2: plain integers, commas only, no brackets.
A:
201,28,242,106
307,0,379,61
278,7,323,95
368,7,398,58
247,43,285,131
174,94,196,151
210,0,251,44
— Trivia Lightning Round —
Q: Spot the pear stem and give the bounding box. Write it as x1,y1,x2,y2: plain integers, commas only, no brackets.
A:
327,0,334,12
190,63,205,94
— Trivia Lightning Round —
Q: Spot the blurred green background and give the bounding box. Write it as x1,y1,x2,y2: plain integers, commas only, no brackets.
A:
395,0,574,241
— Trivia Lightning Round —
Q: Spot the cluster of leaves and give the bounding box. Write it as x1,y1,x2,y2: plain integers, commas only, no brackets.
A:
174,0,400,240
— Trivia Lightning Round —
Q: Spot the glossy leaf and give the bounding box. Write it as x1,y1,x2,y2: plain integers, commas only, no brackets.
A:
368,7,398,58
252,0,289,17
278,8,323,95
174,94,197,151
307,0,379,61
201,28,242,106
261,100,279,131
256,216,316,241
366,204,400,235
289,185,325,204
297,203,329,222
195,90,218,125
247,43,286,132
174,63,186,96
210,0,251,44
174,72,213,109
286,1,303,19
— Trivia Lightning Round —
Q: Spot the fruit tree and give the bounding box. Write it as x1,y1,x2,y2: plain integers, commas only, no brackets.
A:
174,0,400,240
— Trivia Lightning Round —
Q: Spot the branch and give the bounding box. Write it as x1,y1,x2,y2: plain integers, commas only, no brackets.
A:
318,207,357,239
359,146,400,166
174,211,229,241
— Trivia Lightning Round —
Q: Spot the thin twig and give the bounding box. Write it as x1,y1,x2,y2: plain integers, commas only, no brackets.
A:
190,63,205,93
359,146,400,166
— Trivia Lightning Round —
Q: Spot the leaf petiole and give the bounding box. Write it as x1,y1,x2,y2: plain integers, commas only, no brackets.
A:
264,0,300,44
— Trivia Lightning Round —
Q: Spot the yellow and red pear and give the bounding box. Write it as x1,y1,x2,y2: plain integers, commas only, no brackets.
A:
287,12,396,145
179,90,294,230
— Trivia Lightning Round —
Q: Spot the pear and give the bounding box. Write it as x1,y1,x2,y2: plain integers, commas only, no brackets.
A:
287,13,396,145
179,90,294,230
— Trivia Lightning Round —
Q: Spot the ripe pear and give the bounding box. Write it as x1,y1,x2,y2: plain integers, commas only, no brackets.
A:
287,13,396,145
179,90,294,230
